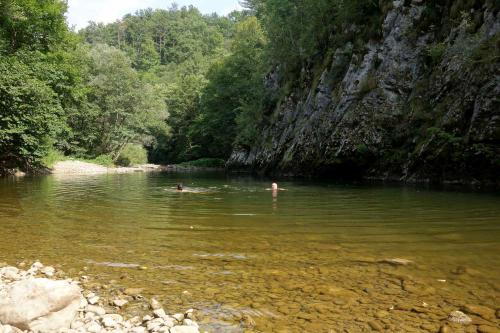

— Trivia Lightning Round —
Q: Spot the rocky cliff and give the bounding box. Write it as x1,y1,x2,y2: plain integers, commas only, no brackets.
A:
228,1,499,186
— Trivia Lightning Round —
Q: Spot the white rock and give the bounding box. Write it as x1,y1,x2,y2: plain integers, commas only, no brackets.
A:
146,318,163,331
153,308,167,319
0,325,23,333
78,298,88,309
182,319,198,327
146,322,161,332
84,312,97,322
85,321,102,333
162,317,175,328
85,291,96,298
113,299,128,307
103,314,123,323
150,298,162,310
86,305,106,316
41,266,56,277
102,317,117,328
172,314,184,322
169,326,199,333
380,258,412,266
0,267,20,280
0,278,81,333
142,315,153,321
184,309,194,320
27,262,44,275
70,320,85,329
448,310,472,324
88,296,100,305
129,327,146,333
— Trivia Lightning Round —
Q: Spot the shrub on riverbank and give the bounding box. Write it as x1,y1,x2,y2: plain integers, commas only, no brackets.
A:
116,144,148,167
179,158,225,168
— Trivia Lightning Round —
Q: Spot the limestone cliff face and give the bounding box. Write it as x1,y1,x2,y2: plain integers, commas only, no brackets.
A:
228,1,499,185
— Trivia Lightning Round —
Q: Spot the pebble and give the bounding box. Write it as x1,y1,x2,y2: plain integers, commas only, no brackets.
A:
375,310,390,318
169,326,200,333
124,288,143,296
440,326,452,333
40,266,55,277
86,321,102,333
150,298,162,310
478,326,500,333
380,258,413,266
86,305,106,316
183,319,198,327
113,299,128,307
368,321,384,331
146,319,162,331
102,317,117,328
129,327,147,333
88,296,100,305
448,311,472,324
463,304,496,320
173,313,185,322
185,309,194,319
153,308,167,319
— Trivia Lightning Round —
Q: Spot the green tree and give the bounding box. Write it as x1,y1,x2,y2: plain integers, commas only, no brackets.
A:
191,17,267,158
0,0,69,53
0,57,64,171
68,44,167,159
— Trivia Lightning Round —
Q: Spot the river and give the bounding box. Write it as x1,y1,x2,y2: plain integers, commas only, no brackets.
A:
0,172,499,332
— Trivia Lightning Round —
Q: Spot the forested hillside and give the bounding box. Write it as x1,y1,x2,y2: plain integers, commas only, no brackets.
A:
1,0,499,185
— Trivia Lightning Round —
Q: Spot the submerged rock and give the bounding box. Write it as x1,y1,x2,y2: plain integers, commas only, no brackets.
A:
380,258,413,266
462,304,496,320
478,325,500,333
448,310,472,325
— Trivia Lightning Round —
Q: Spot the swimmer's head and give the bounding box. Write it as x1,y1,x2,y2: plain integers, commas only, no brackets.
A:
177,184,183,191
272,183,278,190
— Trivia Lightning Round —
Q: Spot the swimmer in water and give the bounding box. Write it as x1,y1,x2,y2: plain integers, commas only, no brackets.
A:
267,182,286,192
177,183,183,191
272,182,278,199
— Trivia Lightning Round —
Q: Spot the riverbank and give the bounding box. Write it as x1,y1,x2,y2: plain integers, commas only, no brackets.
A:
0,262,200,333
51,161,166,176
2,160,224,177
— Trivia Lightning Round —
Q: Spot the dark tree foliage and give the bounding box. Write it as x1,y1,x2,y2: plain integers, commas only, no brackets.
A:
0,57,63,171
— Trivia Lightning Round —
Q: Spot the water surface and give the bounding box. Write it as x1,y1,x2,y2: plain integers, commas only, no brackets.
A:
0,173,499,332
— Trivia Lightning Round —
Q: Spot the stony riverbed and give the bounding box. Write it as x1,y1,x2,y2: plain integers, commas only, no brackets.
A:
1,260,500,333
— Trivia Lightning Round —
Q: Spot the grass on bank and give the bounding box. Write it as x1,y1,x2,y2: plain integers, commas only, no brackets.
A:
42,144,148,169
42,149,115,169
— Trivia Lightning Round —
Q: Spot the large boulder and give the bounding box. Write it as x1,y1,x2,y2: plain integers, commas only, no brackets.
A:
0,278,82,332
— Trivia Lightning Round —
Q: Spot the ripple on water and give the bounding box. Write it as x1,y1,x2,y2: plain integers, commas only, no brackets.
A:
0,173,499,332
86,260,140,268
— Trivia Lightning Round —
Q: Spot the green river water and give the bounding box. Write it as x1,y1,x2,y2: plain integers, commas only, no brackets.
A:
0,172,499,332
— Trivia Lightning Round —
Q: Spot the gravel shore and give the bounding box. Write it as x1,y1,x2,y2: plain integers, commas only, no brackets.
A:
0,262,200,333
